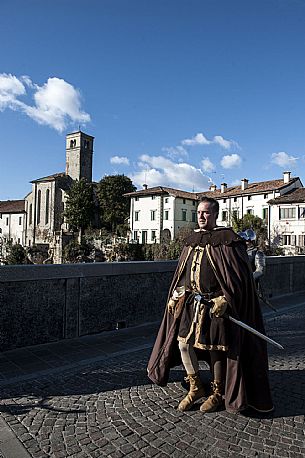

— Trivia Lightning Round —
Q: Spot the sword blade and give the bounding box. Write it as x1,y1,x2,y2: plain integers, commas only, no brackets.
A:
228,315,284,350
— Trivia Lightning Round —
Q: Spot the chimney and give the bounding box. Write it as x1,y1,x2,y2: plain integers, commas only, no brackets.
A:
209,184,217,192
283,171,291,184
220,183,227,193
143,184,148,190
241,178,249,191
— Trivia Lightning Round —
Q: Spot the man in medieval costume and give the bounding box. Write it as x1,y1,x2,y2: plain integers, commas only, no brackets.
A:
147,196,274,414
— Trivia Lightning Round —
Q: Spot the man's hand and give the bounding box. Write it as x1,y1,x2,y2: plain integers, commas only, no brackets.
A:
210,296,228,317
167,286,185,315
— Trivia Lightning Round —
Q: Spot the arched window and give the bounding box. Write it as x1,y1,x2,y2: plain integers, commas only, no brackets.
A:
37,190,41,225
29,203,32,225
45,189,50,225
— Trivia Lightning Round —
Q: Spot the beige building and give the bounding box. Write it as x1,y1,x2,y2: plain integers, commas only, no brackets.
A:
24,131,94,262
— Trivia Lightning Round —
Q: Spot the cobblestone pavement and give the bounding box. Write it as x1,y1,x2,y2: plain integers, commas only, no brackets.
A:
0,302,305,457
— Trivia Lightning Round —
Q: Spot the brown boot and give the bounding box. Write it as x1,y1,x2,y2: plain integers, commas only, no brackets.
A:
200,380,223,413
177,373,205,412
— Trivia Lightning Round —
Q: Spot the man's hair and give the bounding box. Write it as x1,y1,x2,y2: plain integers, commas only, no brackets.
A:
198,196,219,214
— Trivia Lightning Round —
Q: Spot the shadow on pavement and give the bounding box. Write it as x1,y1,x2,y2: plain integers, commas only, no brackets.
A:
0,364,304,419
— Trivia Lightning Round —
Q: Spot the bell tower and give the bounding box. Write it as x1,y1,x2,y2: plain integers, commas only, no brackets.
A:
65,131,94,182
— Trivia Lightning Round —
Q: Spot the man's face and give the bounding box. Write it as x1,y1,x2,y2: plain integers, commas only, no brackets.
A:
197,201,218,230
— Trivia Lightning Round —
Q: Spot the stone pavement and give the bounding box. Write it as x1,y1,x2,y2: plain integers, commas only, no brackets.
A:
0,292,304,457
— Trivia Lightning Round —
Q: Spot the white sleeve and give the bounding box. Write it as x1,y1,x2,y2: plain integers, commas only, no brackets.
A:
253,250,265,280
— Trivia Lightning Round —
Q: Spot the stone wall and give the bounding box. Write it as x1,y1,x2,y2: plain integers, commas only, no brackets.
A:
0,261,176,351
0,256,304,351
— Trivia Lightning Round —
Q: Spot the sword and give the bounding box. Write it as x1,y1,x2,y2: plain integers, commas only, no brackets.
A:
195,294,284,350
227,315,284,350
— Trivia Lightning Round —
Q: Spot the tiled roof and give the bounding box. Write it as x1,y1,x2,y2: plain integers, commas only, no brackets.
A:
31,172,67,183
124,177,301,200
198,177,300,198
0,200,25,213
268,188,305,205
124,186,197,200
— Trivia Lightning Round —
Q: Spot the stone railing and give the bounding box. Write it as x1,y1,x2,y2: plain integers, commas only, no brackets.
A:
0,255,304,351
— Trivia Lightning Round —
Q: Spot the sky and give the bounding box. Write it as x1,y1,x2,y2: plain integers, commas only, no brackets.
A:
1,0,305,200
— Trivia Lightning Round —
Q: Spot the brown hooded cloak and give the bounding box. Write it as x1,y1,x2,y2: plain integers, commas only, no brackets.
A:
147,227,273,413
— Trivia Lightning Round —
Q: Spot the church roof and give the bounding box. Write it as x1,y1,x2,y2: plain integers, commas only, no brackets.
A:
0,200,25,213
30,172,67,183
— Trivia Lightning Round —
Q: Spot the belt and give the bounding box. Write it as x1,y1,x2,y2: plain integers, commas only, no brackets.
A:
193,290,223,301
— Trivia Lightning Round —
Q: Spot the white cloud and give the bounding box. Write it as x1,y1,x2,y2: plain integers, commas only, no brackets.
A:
0,73,91,132
181,132,239,150
130,154,210,191
201,157,215,172
162,145,188,159
110,156,130,165
0,73,25,110
220,153,242,169
182,132,211,146
271,151,298,168
213,135,238,150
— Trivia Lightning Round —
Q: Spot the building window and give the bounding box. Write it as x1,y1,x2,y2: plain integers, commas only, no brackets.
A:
151,230,156,241
280,207,296,219
142,231,147,244
134,231,138,241
165,198,169,203
19,217,22,225
298,235,305,246
222,211,228,221
183,199,186,204
299,208,305,218
45,189,50,225
232,210,238,220
233,197,237,202
151,210,156,221
0,228,2,233
193,200,196,206
223,199,226,203
37,190,41,224
18,238,20,244
182,210,187,221
264,193,268,199
283,235,291,245
262,208,269,223
135,196,139,201
248,196,252,201
152,195,156,200
247,209,253,215
135,211,139,221
6,217,8,225
28,240,31,246
29,204,32,225
164,210,169,220
192,211,196,222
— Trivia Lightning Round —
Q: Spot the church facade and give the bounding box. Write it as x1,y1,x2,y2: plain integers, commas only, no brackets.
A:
24,131,94,262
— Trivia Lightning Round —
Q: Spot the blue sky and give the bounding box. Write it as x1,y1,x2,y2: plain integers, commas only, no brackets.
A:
1,0,305,200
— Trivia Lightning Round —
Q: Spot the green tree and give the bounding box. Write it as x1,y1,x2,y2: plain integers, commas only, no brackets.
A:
97,175,136,234
64,178,95,239
63,239,94,263
232,213,267,247
6,243,26,265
